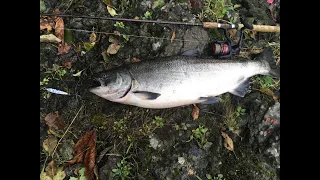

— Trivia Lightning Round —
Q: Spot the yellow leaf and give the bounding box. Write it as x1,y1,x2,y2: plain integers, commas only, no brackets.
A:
40,172,53,180
53,168,66,180
43,135,58,155
73,69,85,77
107,6,118,16
89,32,96,42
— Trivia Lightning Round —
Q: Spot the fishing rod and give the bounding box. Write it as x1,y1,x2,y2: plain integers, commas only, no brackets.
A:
40,13,280,33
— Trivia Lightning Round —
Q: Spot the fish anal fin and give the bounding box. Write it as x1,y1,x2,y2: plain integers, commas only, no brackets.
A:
198,96,221,104
229,79,250,97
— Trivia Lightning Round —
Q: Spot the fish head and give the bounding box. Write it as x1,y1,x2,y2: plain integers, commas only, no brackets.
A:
89,69,132,101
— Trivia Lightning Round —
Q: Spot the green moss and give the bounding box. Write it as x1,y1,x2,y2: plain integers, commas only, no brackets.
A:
91,113,108,127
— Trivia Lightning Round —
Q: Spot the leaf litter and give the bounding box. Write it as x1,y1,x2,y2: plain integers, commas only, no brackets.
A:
68,130,97,180
192,104,200,120
221,131,237,159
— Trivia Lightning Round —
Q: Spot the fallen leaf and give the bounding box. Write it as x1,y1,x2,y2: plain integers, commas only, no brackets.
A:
131,57,140,62
73,69,85,77
103,0,111,6
64,29,75,44
40,1,46,13
106,43,120,55
233,4,241,9
191,104,200,120
221,131,234,151
55,17,65,43
113,30,121,36
62,59,72,69
44,112,66,131
101,50,109,62
40,172,52,180
108,35,119,43
40,34,62,43
152,0,165,10
83,42,95,52
68,130,96,180
89,32,96,42
53,168,66,180
170,31,175,42
43,135,58,155
107,6,118,16
134,16,139,20
41,161,66,180
232,129,244,137
57,43,71,55
40,19,54,32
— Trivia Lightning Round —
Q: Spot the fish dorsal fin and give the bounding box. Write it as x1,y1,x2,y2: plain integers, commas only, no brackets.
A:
229,79,250,97
133,91,161,100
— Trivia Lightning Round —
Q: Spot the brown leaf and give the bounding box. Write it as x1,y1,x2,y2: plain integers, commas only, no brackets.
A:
131,57,140,63
43,135,58,155
221,131,234,151
40,19,54,32
55,17,65,43
191,104,199,120
57,43,71,55
103,0,111,6
68,130,96,180
44,112,66,131
62,59,72,69
170,31,175,42
89,32,97,43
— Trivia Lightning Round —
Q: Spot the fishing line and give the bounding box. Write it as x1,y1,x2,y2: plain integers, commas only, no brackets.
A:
52,27,211,43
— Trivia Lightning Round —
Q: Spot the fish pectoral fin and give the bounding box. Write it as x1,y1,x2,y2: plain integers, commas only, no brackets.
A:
229,79,250,97
133,91,161,100
198,96,221,104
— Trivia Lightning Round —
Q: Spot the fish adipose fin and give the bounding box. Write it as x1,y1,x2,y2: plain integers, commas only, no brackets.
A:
199,96,221,104
229,79,250,97
259,47,280,78
133,91,161,100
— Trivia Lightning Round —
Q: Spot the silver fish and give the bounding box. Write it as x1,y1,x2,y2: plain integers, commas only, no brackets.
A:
89,49,279,109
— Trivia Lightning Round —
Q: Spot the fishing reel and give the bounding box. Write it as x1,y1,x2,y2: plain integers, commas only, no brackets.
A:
209,19,253,59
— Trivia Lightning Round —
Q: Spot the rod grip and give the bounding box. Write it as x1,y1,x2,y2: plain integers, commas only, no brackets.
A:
203,22,280,32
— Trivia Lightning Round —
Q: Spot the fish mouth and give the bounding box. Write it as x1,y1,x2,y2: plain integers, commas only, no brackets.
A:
89,79,102,90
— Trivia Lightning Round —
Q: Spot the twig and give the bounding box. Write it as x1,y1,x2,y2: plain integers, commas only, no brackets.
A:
51,105,84,159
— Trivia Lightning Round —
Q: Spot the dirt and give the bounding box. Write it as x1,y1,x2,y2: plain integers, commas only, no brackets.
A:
40,0,280,179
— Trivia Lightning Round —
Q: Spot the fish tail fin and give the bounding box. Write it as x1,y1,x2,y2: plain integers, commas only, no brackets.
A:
259,47,280,78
